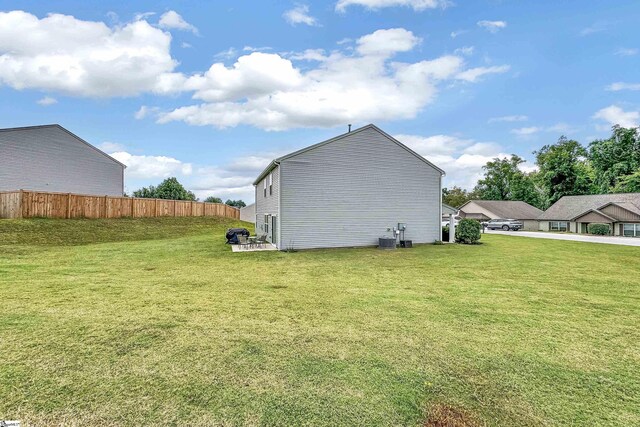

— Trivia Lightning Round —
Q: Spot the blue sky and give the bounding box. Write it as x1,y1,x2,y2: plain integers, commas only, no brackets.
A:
1,0,639,202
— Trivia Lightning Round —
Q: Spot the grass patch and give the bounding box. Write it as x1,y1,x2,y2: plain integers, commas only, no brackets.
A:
0,217,639,426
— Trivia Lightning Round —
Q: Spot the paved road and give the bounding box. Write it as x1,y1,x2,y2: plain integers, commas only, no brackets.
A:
485,229,640,247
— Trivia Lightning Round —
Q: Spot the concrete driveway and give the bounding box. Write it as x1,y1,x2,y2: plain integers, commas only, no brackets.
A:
485,229,640,247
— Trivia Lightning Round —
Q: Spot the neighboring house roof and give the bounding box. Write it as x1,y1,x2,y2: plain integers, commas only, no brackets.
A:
538,193,640,221
0,124,127,168
459,200,544,220
252,124,445,185
570,209,617,222
442,203,458,215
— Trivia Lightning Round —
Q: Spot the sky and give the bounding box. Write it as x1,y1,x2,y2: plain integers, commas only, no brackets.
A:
1,0,639,203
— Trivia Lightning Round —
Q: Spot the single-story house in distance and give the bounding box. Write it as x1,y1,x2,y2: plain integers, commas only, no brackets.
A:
0,124,125,196
240,203,255,223
253,124,445,250
458,200,543,231
537,193,640,237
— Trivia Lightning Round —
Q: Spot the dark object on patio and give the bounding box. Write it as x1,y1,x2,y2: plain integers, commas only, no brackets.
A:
226,228,250,244
378,237,396,250
399,240,412,248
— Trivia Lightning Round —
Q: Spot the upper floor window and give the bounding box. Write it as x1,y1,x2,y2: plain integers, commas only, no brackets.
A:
269,173,273,195
263,180,267,197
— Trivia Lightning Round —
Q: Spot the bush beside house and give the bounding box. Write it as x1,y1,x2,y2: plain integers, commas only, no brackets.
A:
455,219,482,244
588,223,611,235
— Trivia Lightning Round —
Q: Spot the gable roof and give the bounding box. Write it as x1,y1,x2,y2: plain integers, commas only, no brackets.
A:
0,124,126,168
538,193,640,221
442,203,458,215
252,124,445,185
459,200,544,220
570,209,617,222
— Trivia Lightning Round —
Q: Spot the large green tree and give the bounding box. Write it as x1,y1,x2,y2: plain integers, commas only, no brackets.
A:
534,137,593,208
612,170,640,193
203,196,223,203
442,186,477,208
132,177,197,201
589,126,640,193
225,199,246,208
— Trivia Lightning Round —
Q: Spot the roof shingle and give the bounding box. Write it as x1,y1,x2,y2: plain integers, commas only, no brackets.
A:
538,193,640,220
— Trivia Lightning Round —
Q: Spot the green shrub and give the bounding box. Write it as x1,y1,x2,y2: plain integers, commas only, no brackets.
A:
455,218,482,244
588,223,611,235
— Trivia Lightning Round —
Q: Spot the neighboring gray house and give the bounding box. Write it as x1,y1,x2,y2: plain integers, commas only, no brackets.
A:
253,124,445,250
458,200,543,231
538,193,640,236
240,203,255,223
0,124,125,196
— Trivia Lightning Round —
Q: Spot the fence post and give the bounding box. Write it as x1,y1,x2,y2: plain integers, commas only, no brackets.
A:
174,199,177,216
131,198,135,218
154,199,158,217
103,195,108,219
66,193,71,219
19,189,24,219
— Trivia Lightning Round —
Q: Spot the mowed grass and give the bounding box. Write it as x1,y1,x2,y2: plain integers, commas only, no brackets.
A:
0,218,638,426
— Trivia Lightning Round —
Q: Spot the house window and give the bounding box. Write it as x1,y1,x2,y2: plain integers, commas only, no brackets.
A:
269,173,273,195
264,215,269,234
263,180,267,197
550,221,568,231
623,223,640,237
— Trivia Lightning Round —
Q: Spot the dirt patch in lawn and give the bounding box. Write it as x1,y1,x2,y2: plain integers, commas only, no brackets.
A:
424,404,480,427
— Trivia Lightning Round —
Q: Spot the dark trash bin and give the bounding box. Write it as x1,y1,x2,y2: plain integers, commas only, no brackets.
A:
399,240,412,248
378,237,396,250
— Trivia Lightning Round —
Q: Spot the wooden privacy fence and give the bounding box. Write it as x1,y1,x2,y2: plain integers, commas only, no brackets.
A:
0,190,240,220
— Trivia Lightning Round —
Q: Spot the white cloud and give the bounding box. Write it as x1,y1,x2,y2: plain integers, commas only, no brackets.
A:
36,96,57,106
580,23,606,36
606,82,640,91
395,133,511,189
0,10,179,97
511,126,541,136
158,10,198,34
477,20,507,33
488,115,528,123
289,49,328,61
156,28,509,130
614,47,638,57
283,4,319,26
593,105,639,128
214,47,238,60
511,123,577,136
450,30,467,38
111,151,193,179
456,65,510,82
181,42,193,48
97,141,126,152
454,46,474,56
336,0,451,12
356,28,421,56
134,105,160,120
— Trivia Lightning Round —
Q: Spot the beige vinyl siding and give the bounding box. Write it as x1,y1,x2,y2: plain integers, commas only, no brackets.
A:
522,220,538,231
254,166,279,243
279,127,441,250
574,211,613,223
601,204,640,221
0,126,124,196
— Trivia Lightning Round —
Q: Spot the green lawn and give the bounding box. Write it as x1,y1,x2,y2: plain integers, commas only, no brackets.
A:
1,218,638,426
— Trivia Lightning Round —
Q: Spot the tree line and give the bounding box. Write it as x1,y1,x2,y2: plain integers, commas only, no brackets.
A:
443,126,640,209
130,177,247,208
